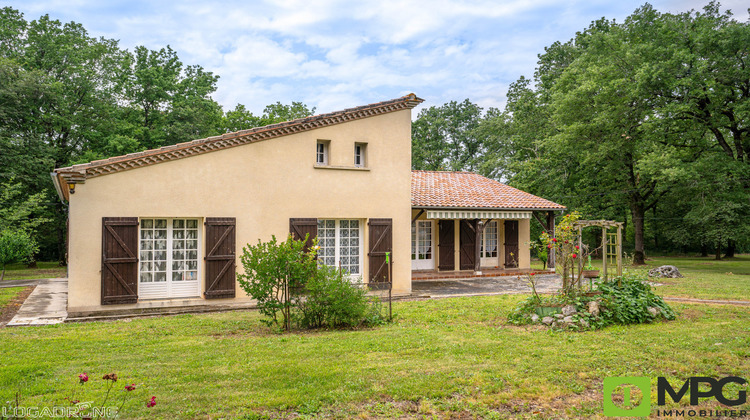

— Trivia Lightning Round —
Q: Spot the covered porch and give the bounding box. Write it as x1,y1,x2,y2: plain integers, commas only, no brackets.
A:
410,171,566,281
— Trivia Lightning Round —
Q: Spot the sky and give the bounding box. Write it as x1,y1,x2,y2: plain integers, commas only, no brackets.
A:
7,0,749,116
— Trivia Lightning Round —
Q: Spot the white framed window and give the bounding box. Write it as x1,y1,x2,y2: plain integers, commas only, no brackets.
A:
316,140,329,165
411,220,434,270
480,220,498,258
317,219,362,276
411,220,432,260
139,218,200,299
354,143,367,167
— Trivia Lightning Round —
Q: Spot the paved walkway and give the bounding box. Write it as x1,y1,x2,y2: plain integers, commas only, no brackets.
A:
7,278,67,326
412,274,562,297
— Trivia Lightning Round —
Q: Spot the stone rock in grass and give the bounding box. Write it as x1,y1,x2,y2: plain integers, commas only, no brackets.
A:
648,265,684,278
587,301,600,317
554,313,564,319
563,315,575,324
562,305,577,316
541,316,554,326
579,318,590,328
530,314,540,323
648,307,661,317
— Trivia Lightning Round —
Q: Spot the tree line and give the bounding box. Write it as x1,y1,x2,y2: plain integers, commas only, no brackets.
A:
0,7,314,262
1,3,748,265
412,2,750,263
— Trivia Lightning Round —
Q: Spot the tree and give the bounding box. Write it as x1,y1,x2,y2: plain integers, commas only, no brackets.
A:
0,229,37,280
412,99,484,171
219,101,316,133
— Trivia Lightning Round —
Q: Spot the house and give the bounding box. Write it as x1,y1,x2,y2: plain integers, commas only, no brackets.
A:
410,171,564,278
51,94,564,316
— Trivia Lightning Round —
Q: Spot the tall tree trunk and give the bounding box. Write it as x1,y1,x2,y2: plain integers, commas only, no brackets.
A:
630,202,646,265
715,242,722,260
652,207,658,250
700,244,708,257
724,240,736,258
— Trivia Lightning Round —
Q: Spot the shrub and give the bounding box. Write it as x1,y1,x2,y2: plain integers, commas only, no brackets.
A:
596,271,676,324
237,234,316,329
507,271,675,329
296,264,383,329
0,229,38,281
238,235,386,330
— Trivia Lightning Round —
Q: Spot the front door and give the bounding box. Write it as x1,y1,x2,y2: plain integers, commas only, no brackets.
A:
411,220,434,270
139,218,201,299
459,220,477,270
437,220,455,271
504,220,519,268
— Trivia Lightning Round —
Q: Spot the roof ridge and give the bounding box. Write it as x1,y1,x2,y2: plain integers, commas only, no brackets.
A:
55,93,424,180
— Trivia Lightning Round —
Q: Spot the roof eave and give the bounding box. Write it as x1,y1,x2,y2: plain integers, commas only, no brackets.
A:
412,205,567,211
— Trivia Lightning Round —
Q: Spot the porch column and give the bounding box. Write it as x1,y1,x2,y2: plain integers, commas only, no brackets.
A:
547,211,556,269
475,219,483,274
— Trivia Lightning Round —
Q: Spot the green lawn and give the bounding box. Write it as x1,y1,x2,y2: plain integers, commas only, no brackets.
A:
2,293,749,418
532,254,750,302
0,287,26,308
2,261,67,281
640,255,750,301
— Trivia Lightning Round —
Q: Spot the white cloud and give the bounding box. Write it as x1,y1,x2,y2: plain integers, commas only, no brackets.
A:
7,0,744,117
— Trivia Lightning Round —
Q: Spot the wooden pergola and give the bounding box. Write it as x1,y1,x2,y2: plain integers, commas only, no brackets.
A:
573,220,623,280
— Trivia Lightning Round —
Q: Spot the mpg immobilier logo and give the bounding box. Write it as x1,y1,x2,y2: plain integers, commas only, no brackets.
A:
603,376,748,417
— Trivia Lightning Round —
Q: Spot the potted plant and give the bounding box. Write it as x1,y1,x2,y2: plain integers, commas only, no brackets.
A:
581,256,600,279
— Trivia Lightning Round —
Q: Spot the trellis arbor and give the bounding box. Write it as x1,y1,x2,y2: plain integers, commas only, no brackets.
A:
573,220,623,284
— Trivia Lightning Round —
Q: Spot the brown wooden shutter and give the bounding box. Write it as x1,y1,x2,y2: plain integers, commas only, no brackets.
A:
289,218,317,252
437,220,455,271
204,217,236,299
459,220,477,270
368,218,392,284
504,220,519,268
101,217,139,305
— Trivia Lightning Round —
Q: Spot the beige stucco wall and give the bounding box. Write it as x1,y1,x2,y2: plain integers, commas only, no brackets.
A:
409,210,530,271
67,109,413,312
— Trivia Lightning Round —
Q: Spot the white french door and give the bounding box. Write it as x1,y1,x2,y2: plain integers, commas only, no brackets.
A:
411,220,434,270
139,218,201,299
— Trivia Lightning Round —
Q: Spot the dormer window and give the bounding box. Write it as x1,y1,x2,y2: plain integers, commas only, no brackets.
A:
354,143,367,167
316,140,329,165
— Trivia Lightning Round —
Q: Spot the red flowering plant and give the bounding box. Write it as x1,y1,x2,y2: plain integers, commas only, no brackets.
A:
540,211,583,293
63,372,155,419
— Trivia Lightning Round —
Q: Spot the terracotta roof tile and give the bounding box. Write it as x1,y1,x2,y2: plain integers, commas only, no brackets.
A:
411,170,565,210
54,94,424,182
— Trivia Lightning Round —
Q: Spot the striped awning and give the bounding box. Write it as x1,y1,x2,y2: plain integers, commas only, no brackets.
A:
426,210,531,220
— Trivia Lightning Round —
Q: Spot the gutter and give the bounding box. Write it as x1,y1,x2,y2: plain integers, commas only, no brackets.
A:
50,172,67,204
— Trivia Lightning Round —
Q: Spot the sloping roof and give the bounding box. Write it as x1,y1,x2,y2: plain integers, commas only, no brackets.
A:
52,94,424,198
411,170,565,210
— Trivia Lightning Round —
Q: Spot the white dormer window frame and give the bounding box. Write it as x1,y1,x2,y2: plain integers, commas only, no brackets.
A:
354,142,367,168
316,140,329,165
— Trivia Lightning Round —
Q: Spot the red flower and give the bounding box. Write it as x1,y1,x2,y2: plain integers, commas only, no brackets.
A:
125,383,136,391
564,240,569,244
547,244,553,249
552,238,558,243
529,272,536,276
575,245,580,250
78,373,88,384
146,396,156,408
572,253,578,259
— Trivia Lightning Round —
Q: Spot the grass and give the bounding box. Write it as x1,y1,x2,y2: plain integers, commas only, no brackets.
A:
2,294,749,418
532,254,749,302
1,261,67,281
0,287,26,308
639,255,750,301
